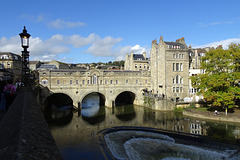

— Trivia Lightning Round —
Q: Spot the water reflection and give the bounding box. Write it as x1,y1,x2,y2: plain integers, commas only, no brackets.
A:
82,105,106,125
50,105,240,159
115,105,136,121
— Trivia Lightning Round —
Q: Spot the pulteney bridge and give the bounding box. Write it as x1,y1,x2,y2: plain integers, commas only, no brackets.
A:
38,69,151,109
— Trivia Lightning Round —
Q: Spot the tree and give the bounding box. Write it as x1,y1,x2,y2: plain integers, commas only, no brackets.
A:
191,44,240,113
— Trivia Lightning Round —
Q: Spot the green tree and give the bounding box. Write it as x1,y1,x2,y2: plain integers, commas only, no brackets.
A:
191,44,240,112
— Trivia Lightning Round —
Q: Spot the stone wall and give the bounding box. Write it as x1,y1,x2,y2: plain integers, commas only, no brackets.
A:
0,87,62,160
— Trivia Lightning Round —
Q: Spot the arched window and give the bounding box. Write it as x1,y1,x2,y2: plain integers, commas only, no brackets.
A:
176,75,179,84
92,74,98,85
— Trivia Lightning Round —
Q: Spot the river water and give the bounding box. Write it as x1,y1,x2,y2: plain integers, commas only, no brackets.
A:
49,104,240,160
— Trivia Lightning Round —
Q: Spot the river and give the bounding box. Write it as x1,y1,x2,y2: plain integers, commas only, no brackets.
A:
49,104,240,160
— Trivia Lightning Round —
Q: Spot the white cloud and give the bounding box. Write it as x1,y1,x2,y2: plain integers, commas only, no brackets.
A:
0,34,148,62
48,18,86,29
193,38,240,49
198,20,235,28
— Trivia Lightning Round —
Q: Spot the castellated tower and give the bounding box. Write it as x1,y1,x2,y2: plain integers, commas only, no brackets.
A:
150,36,190,99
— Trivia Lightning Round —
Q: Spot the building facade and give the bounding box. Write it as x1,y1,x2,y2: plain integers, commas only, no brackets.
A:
0,52,22,82
149,37,191,99
124,52,150,71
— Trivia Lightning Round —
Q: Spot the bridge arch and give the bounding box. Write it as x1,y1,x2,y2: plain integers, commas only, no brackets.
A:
114,91,136,106
44,93,73,123
80,92,106,107
44,93,73,110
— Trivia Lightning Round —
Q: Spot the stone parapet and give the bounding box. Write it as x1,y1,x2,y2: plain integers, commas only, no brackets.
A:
0,87,62,160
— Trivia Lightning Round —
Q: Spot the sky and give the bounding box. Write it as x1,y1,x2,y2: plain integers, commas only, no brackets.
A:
0,0,240,64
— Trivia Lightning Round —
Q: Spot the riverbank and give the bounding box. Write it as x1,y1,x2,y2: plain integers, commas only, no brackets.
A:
183,108,240,123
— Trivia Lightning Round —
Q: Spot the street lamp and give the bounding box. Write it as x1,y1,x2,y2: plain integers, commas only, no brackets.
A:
19,26,31,85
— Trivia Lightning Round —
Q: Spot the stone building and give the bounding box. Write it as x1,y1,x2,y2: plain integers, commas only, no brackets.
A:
149,37,191,99
0,52,22,82
124,52,150,71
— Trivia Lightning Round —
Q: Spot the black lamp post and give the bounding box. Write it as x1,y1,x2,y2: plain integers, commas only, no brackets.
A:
19,26,31,85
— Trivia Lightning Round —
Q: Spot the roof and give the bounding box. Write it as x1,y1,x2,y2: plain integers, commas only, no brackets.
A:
164,42,186,49
37,64,57,70
0,52,22,61
133,54,145,60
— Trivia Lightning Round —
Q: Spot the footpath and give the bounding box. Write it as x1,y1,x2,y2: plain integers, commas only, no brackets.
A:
183,108,240,123
0,87,62,160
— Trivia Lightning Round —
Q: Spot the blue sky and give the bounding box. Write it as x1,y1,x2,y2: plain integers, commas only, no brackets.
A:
0,0,240,63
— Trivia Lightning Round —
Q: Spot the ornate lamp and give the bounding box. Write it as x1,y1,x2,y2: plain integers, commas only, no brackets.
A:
19,26,31,85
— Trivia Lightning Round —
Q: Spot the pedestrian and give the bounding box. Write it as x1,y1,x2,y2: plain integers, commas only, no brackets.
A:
0,80,6,111
3,79,16,111
15,79,24,91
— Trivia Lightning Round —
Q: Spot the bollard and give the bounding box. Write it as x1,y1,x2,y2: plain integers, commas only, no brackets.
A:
112,101,115,114
78,102,81,117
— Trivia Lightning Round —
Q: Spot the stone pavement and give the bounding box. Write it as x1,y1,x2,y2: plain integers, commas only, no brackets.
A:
183,108,240,123
0,87,62,160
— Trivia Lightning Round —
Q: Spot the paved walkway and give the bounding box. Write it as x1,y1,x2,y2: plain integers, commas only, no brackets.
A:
183,108,240,123
0,88,62,160
0,112,5,122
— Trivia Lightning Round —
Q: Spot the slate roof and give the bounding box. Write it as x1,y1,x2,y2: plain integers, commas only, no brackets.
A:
165,42,186,49
37,64,57,70
133,54,145,60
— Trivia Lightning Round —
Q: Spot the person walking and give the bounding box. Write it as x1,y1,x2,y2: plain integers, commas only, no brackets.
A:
0,80,6,111
15,79,24,92
3,79,16,111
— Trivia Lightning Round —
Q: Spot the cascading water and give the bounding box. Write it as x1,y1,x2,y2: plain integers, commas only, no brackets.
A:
103,130,240,160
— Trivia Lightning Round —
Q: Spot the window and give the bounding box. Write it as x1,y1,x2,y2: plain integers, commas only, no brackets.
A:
173,78,175,84
135,64,137,68
126,80,128,84
70,80,72,84
176,54,178,58
180,87,183,93
173,54,175,58
173,63,175,71
180,77,183,84
41,80,48,85
180,63,183,71
76,80,78,84
176,87,179,93
57,80,60,85
173,87,175,93
110,80,113,84
92,74,97,85
82,80,85,85
116,80,118,84
100,80,102,84
140,64,142,69
136,80,138,84
144,65,146,69
176,75,179,84
105,80,107,84
87,80,90,84
176,63,179,71
145,80,147,84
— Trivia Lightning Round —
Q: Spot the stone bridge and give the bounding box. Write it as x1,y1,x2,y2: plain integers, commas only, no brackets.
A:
37,69,151,109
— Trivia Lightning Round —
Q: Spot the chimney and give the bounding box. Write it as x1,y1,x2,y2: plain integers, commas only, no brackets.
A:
176,37,185,44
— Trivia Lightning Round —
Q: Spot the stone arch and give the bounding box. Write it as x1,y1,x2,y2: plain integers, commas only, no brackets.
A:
114,91,136,106
44,93,73,110
43,93,74,123
80,91,106,107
